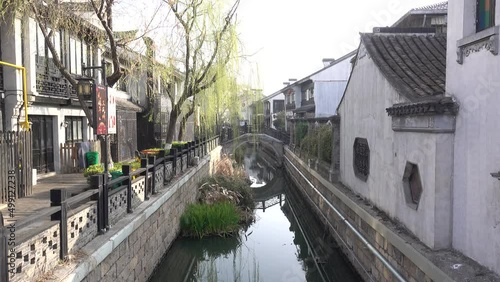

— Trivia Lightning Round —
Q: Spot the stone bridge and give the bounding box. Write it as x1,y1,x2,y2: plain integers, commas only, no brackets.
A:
222,133,285,167
251,170,286,202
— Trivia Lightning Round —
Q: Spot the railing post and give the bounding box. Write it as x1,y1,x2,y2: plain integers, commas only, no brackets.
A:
203,138,207,156
141,158,150,200
90,174,104,233
171,148,178,176
0,212,9,282
122,165,133,213
195,139,200,157
187,142,192,167
50,188,68,261
103,174,110,230
158,150,166,186
149,155,157,195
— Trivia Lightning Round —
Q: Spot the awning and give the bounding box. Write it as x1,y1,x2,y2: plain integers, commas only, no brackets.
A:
116,98,143,112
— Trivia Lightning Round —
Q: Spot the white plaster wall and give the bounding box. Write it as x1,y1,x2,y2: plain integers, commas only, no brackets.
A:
338,48,453,248
314,81,347,117
311,55,353,117
311,56,353,81
446,0,500,273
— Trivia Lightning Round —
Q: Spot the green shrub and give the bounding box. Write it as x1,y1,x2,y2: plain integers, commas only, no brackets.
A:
318,124,333,163
295,122,308,145
272,111,285,130
84,164,104,178
300,132,318,159
180,202,240,238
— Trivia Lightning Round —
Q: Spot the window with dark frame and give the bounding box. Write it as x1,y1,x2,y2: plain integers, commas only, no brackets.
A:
477,0,496,32
65,116,84,144
353,138,370,181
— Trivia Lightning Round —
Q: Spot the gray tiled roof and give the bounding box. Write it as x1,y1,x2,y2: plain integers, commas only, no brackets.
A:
412,1,448,12
360,33,446,101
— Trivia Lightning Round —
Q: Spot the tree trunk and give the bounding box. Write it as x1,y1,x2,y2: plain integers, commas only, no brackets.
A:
177,105,195,141
165,109,179,145
178,119,185,141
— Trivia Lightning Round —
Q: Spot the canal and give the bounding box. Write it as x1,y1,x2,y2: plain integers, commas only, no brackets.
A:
149,147,361,282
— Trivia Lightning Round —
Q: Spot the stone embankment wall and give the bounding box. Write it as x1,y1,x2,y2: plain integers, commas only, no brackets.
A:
284,148,454,282
48,147,221,282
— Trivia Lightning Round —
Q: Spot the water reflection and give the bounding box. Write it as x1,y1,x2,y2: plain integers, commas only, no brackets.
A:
149,147,360,282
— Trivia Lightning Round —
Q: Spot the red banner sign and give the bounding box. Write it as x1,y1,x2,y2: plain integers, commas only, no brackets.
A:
93,85,108,135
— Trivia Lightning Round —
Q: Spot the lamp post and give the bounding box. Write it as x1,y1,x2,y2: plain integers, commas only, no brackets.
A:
78,60,111,231
76,59,109,180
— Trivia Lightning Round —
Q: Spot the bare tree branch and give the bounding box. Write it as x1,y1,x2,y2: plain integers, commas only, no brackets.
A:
30,2,94,125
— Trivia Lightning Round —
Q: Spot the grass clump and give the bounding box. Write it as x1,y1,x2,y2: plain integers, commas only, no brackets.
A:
180,156,255,238
180,202,240,238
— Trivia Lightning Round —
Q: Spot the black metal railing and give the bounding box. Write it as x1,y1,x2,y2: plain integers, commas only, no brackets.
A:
0,135,220,282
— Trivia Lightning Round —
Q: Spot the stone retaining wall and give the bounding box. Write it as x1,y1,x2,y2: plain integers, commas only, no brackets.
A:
284,148,453,282
54,147,222,282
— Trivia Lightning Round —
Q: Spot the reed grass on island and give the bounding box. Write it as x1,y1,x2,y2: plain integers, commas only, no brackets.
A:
180,202,240,238
180,155,255,238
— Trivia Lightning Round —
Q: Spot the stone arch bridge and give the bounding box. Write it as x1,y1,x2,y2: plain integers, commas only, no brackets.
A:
222,133,285,167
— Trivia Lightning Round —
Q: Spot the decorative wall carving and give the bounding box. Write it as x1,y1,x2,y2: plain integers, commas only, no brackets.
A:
456,27,499,64
353,138,369,181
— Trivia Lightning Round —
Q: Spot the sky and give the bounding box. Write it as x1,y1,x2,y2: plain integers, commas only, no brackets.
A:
114,0,445,95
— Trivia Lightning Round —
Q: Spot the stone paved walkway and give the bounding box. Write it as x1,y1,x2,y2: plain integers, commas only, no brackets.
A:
0,173,89,224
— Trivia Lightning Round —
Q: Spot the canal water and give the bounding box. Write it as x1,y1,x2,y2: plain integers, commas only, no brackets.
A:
149,148,361,282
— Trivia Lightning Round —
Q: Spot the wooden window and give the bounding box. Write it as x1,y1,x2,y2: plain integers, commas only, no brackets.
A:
69,38,76,73
353,138,369,181
36,25,46,57
477,0,496,32
65,116,84,144
75,39,82,74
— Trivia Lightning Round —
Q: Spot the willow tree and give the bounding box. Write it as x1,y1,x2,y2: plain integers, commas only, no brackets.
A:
162,0,240,145
1,0,125,124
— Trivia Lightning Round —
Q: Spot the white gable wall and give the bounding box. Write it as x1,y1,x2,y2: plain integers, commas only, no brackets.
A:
338,45,454,249
311,55,353,117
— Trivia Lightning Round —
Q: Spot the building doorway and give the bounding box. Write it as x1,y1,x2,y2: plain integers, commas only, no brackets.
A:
31,115,55,174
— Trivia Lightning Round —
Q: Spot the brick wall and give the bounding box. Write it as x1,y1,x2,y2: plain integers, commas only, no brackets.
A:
284,149,451,282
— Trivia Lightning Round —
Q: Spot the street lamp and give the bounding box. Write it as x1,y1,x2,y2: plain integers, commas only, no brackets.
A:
76,78,94,99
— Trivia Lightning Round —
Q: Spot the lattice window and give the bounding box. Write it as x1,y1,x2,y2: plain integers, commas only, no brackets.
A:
353,138,369,181
403,162,423,210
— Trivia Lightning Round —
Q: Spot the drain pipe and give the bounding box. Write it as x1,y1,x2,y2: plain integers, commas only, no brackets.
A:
284,155,407,282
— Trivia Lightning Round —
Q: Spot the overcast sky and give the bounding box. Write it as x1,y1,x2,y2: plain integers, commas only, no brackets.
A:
115,0,444,95
236,0,445,94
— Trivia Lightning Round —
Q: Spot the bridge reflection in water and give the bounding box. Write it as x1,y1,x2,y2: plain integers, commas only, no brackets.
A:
148,146,360,282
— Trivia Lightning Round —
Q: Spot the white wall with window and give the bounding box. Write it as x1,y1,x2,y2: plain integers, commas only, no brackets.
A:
447,0,500,274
